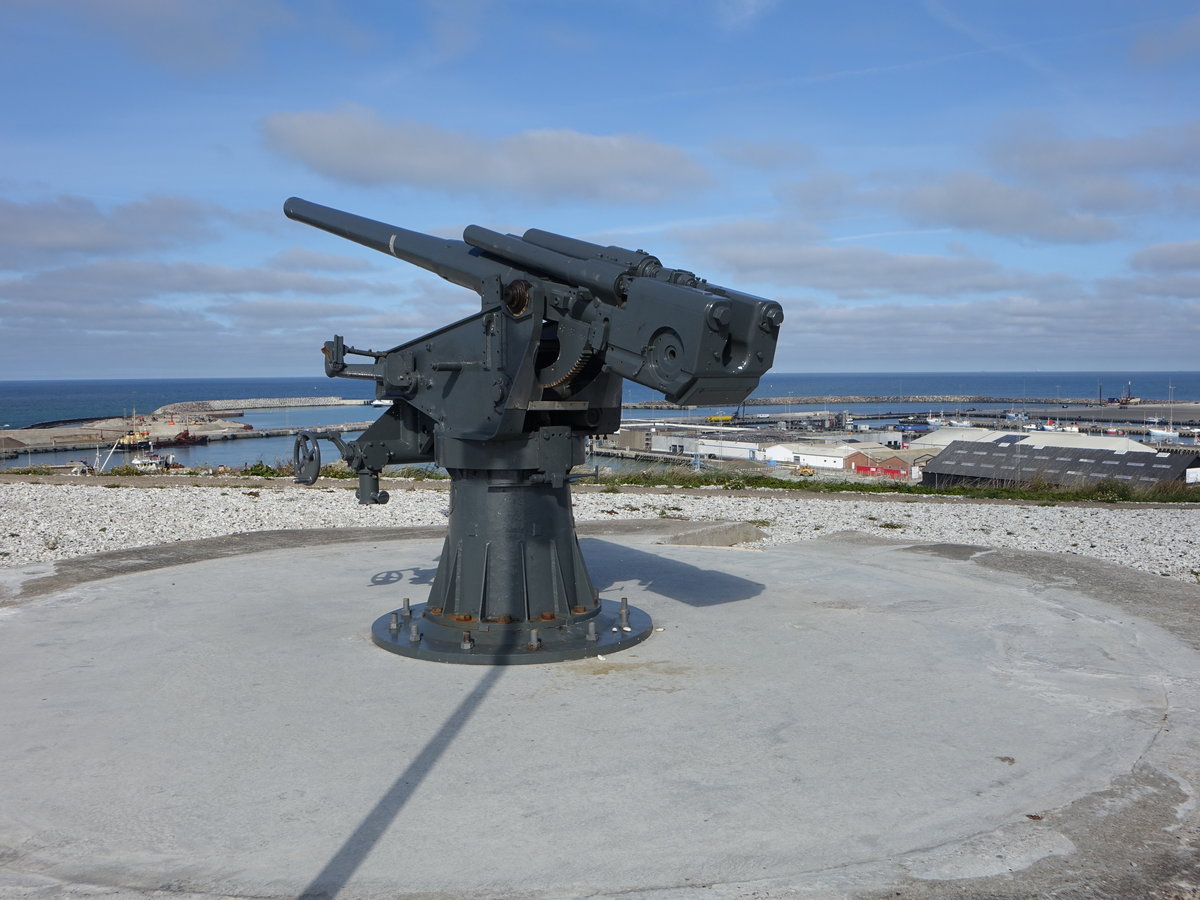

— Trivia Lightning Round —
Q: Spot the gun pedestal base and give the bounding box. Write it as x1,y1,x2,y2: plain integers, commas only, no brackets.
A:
371,597,652,664
370,434,653,664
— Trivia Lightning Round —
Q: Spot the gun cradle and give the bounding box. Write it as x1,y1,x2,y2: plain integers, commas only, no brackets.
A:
284,197,783,664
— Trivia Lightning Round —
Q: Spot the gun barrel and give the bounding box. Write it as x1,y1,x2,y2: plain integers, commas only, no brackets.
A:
283,197,502,293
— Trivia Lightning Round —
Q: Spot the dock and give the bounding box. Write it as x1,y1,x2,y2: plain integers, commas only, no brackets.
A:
154,396,365,415
1,395,378,459
5,395,1197,461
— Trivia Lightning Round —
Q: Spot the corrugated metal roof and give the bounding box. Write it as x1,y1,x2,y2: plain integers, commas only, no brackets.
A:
910,427,1155,454
923,440,1197,487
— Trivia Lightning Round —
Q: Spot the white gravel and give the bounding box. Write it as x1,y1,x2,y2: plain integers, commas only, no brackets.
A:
1,480,1197,584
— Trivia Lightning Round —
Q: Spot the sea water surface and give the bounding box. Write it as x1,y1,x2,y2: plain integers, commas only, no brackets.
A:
2,372,1196,471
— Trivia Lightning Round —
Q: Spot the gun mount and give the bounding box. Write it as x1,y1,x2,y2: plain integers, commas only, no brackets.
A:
284,197,783,664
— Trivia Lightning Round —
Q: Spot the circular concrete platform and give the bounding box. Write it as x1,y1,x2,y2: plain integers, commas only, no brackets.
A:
1,526,1199,898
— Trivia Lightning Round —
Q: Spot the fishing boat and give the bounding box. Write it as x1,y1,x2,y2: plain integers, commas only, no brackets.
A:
1147,382,1180,442
1147,427,1179,442
129,444,176,472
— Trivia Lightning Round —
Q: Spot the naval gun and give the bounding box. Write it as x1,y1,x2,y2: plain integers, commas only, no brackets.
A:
284,197,783,664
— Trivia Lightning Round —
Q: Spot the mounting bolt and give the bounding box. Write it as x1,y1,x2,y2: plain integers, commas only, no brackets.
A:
586,620,598,642
402,597,411,618
389,612,399,633
760,306,784,331
461,631,475,650
528,628,542,651
619,597,632,632
409,622,421,643
706,302,731,330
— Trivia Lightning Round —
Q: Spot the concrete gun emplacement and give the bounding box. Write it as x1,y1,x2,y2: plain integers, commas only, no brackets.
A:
283,197,784,664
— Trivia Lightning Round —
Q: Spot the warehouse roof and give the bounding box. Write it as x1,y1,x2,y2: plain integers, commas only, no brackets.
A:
922,440,1197,487
910,427,1154,455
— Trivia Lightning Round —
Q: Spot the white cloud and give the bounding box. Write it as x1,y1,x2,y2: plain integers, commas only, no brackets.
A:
206,297,377,332
28,0,292,71
1130,10,1200,66
672,220,1068,298
887,171,1120,243
0,260,401,304
261,107,710,202
988,121,1200,179
1130,240,1200,272
0,195,228,268
0,296,212,334
714,138,817,172
776,172,858,221
267,248,381,273
1097,272,1200,300
1061,175,1158,214
773,292,1198,370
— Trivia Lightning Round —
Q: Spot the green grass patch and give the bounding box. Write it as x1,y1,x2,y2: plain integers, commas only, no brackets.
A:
587,468,1199,504
386,465,449,481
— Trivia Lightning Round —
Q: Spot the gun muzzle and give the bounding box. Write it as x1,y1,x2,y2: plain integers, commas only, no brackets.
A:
284,197,506,293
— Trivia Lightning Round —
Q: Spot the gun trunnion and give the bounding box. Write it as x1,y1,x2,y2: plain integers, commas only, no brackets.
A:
284,197,783,664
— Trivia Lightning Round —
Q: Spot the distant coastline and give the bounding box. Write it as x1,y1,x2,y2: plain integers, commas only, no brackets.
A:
3,372,1198,431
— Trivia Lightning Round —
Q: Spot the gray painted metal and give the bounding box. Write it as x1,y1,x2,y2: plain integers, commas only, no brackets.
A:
372,597,652,664
283,197,783,663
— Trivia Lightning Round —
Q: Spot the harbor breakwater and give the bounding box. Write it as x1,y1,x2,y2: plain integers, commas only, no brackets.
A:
6,395,1198,463
626,394,1087,408
155,397,364,414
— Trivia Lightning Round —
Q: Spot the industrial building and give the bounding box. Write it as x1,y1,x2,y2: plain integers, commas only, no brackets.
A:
759,441,935,479
909,427,1154,455
760,442,868,470
601,422,1199,488
604,427,934,480
921,437,1200,488
844,446,938,480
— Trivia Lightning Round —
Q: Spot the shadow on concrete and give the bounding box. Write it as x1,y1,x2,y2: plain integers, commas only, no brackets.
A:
369,564,437,588
297,666,504,899
582,538,763,607
364,536,762,613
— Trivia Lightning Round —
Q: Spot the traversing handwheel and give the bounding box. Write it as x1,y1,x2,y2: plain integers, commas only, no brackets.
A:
293,430,322,484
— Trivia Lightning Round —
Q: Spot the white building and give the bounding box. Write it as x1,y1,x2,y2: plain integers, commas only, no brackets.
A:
761,442,860,470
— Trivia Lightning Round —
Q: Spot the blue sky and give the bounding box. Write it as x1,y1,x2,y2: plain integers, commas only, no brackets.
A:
1,0,1198,378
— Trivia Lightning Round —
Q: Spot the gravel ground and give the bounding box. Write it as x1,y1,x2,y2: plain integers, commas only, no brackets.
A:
1,479,1198,584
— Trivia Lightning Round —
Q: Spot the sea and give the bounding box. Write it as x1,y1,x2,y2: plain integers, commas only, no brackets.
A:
2,372,1196,471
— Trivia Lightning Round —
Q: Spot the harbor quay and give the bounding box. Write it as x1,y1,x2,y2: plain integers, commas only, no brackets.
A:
5,395,1198,462
0,397,373,460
